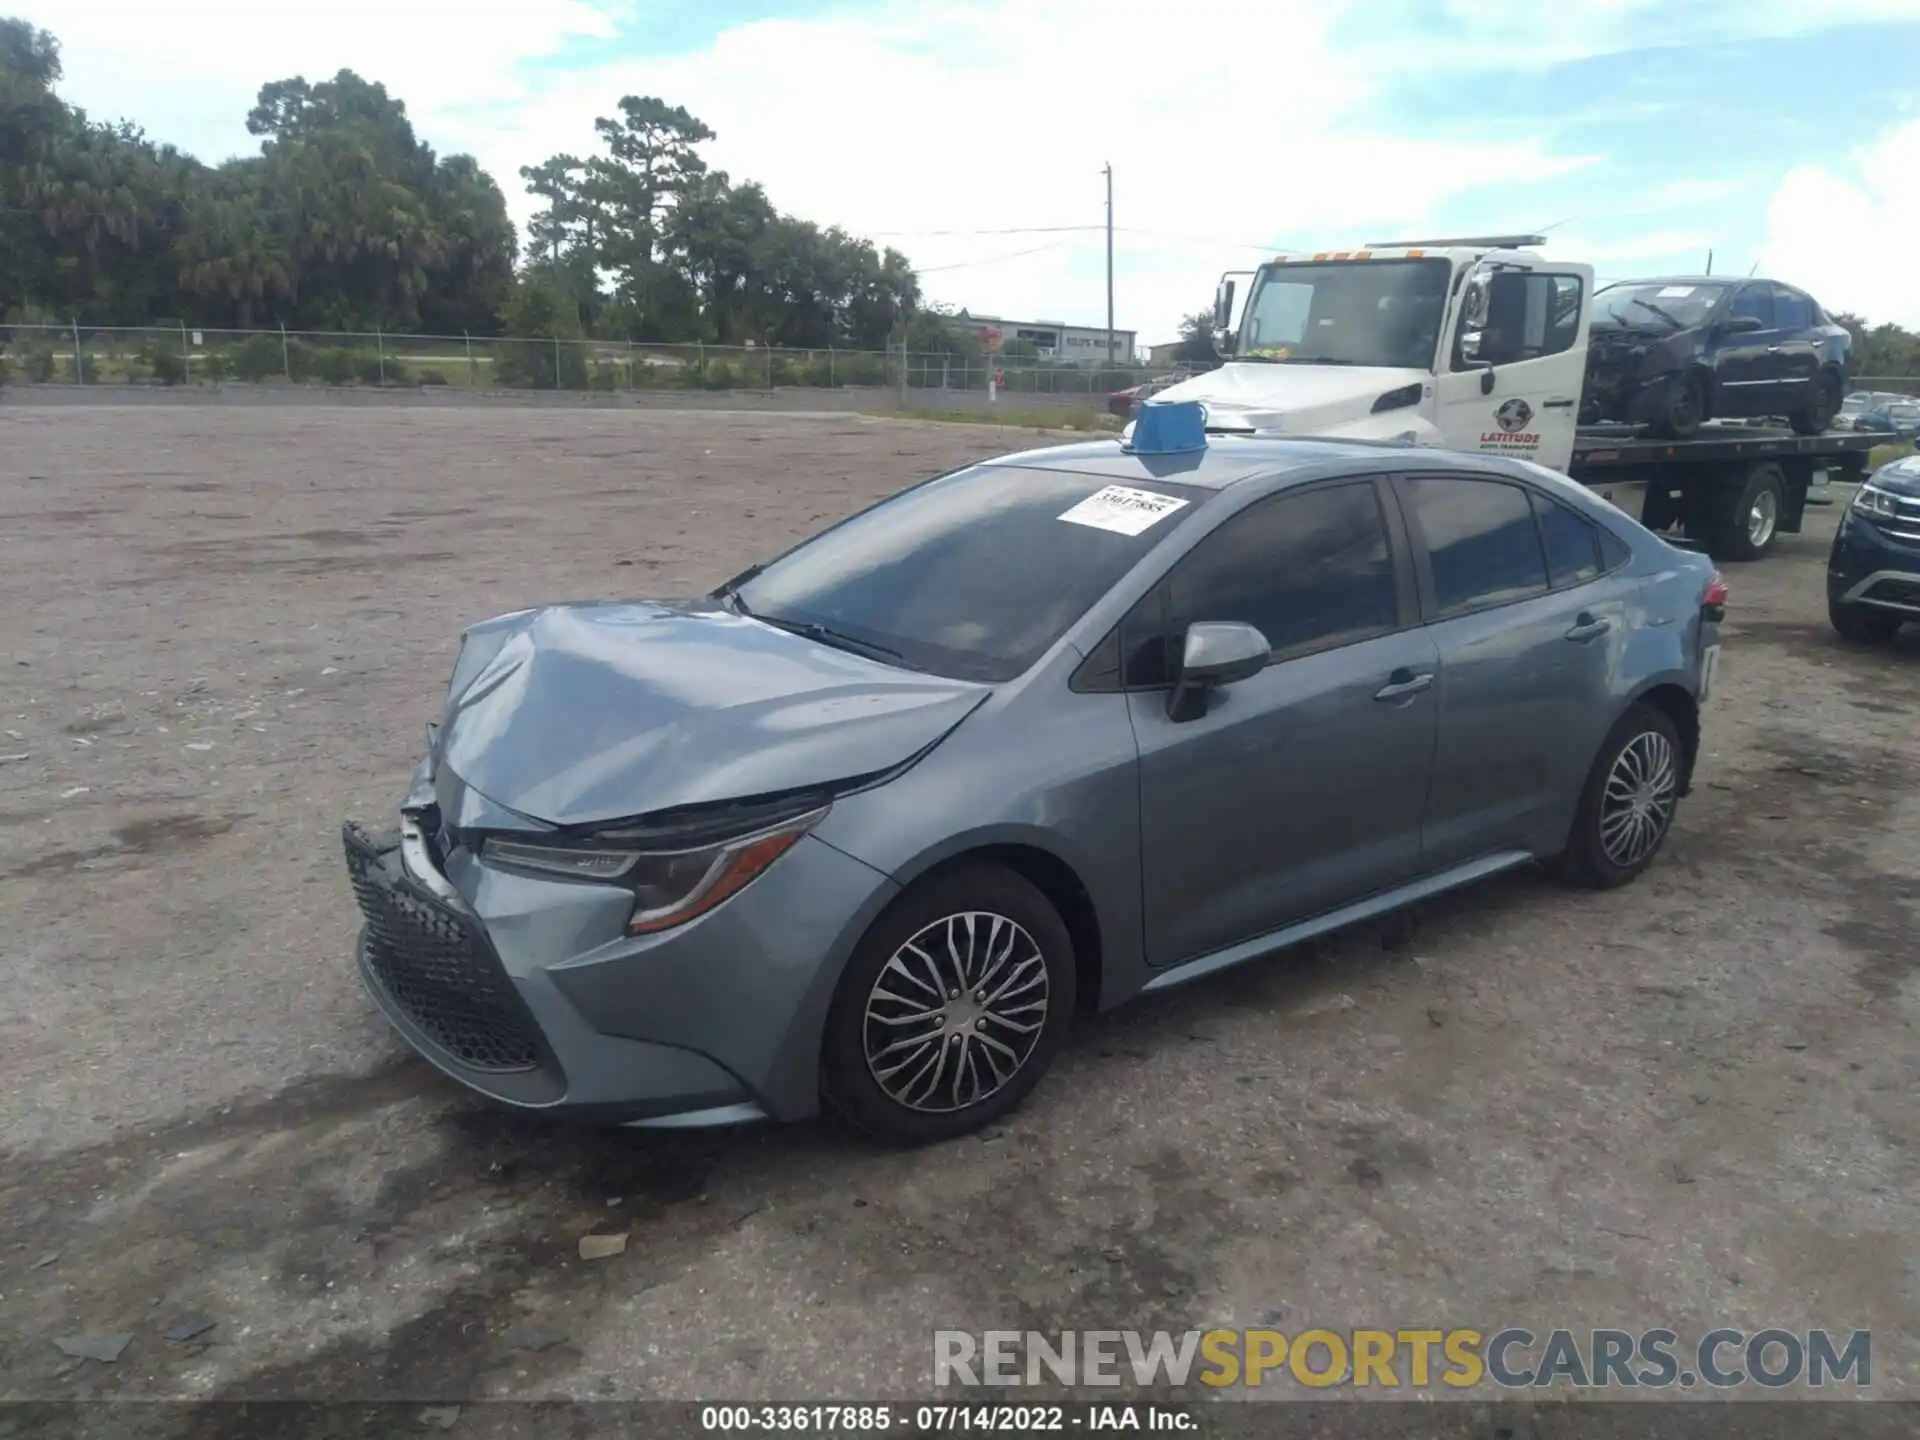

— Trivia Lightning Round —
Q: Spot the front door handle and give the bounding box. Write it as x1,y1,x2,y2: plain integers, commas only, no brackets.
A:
1542,397,1575,410
1374,668,1434,702
1565,613,1612,642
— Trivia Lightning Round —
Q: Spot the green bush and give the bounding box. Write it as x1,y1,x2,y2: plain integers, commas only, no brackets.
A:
839,353,886,386
588,358,623,392
310,347,362,385
804,356,836,387
767,356,801,388
701,359,737,390
418,367,450,387
230,333,286,381
198,349,234,382
135,340,186,385
493,339,587,390
17,345,57,383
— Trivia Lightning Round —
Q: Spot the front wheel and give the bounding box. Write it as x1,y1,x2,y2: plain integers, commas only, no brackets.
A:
1643,370,1708,439
1829,596,1904,643
1552,703,1685,890
820,864,1076,1146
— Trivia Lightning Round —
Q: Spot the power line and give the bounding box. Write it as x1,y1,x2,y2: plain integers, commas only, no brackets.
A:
917,239,1074,273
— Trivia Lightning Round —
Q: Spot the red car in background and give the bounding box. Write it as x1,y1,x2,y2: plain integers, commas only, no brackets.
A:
1106,374,1184,418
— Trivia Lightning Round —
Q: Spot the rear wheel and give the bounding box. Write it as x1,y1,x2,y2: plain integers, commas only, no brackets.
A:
1789,369,1843,436
820,864,1075,1146
1553,703,1684,890
1829,596,1904,643
1708,462,1786,561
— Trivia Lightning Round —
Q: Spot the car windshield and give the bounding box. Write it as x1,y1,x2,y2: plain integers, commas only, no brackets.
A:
729,463,1210,682
1592,281,1730,330
1237,259,1450,369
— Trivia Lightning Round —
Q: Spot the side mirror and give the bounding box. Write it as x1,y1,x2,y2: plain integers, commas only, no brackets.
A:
1168,621,1269,722
1211,279,1237,357
1720,314,1765,335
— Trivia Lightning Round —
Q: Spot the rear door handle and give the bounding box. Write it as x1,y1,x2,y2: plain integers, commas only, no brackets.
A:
1565,613,1612,642
1542,397,1575,409
1374,668,1434,701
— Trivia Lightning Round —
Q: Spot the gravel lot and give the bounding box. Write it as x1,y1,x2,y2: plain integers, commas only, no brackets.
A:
0,405,1914,1422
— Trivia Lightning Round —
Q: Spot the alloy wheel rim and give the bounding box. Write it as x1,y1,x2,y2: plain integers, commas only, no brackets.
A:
1600,731,1678,868
862,911,1049,1114
1749,488,1779,547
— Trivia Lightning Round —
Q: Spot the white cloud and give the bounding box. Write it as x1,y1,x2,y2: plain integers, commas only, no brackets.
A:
491,0,1600,343
20,0,1918,342
1758,117,1920,328
11,1,625,162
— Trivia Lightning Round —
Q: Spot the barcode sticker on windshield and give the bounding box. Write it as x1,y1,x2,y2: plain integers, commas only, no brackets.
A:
1656,286,1696,298
1058,485,1190,536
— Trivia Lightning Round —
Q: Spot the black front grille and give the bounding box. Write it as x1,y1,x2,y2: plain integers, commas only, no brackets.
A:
343,829,542,1073
1866,574,1920,607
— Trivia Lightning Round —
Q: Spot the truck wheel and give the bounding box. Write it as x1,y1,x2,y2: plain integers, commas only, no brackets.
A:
1644,371,1708,439
1709,462,1785,561
1828,597,1903,643
1788,369,1843,436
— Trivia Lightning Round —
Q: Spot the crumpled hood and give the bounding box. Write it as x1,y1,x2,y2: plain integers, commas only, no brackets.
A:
1151,362,1429,434
433,600,989,829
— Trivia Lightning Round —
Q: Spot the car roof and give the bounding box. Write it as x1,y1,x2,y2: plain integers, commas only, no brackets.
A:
1600,275,1732,288
986,435,1421,491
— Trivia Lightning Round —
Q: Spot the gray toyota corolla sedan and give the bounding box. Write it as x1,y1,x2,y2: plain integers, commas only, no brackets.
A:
344,403,1724,1146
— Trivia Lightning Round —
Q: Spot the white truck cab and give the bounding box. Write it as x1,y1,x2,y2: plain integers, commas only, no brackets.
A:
1149,234,1594,472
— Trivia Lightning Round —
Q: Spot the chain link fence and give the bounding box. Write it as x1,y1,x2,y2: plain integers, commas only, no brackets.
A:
0,323,1176,398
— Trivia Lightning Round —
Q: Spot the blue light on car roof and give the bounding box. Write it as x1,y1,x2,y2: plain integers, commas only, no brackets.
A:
1124,400,1207,456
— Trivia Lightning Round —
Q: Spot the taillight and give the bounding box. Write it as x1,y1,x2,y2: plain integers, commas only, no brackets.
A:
1702,570,1728,621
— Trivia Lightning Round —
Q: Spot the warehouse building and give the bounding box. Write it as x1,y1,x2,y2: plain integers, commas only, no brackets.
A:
952,313,1138,366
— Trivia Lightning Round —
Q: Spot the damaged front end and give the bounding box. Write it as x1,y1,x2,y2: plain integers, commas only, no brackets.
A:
1580,326,1691,426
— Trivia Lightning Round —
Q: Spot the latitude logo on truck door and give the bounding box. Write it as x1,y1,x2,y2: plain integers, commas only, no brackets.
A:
1480,397,1540,453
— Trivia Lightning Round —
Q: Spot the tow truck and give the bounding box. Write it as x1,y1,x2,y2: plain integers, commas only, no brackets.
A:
1144,234,1885,560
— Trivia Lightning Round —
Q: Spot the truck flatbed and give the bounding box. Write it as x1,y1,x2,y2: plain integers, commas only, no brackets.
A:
1570,423,1888,471
1567,422,1896,561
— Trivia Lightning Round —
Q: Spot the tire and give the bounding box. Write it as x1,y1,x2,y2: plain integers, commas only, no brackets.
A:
1553,702,1685,891
1644,370,1708,439
1788,369,1843,436
820,863,1076,1146
1829,596,1903,643
1708,462,1785,562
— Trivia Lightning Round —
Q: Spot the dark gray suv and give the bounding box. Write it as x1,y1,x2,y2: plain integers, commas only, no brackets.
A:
344,409,1725,1146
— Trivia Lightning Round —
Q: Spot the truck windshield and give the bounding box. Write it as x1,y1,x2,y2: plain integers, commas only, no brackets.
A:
1237,259,1450,369
1592,281,1729,330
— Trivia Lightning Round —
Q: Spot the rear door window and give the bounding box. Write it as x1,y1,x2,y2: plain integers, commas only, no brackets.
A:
1399,476,1550,616
1532,492,1603,588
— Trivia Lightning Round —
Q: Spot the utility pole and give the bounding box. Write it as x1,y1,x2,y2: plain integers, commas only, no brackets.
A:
1103,162,1115,366
1705,249,1714,276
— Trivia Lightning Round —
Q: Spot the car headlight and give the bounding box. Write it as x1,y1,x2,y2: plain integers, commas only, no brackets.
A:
482,803,829,934
1853,482,1902,522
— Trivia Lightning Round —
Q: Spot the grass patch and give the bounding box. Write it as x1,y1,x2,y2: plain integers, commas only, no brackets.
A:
888,405,1123,433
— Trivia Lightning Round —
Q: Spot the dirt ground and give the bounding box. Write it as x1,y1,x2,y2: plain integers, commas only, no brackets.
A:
0,405,1914,1423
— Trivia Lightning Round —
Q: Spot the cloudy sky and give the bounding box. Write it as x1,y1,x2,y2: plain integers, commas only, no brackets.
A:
19,0,1920,343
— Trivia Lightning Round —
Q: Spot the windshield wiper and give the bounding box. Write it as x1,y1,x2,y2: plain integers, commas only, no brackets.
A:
1627,297,1685,330
754,613,905,663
